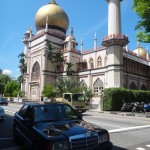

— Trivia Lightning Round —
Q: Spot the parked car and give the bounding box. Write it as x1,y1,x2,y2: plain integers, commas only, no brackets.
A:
0,106,5,120
0,98,8,105
13,102,113,150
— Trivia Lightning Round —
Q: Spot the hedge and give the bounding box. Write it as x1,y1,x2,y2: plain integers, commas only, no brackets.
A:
103,88,150,111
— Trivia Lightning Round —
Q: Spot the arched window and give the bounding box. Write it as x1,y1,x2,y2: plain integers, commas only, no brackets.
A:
32,62,40,78
89,58,94,69
79,80,87,87
93,78,103,93
97,56,102,67
130,82,137,90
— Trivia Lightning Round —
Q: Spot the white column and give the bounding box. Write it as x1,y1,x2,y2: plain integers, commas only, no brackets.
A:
108,0,121,35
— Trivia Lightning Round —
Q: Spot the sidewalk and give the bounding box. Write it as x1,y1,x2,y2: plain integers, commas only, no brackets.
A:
88,109,150,118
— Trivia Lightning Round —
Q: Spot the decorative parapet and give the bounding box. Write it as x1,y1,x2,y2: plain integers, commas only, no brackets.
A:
102,34,129,47
30,30,66,41
82,46,106,54
61,48,81,54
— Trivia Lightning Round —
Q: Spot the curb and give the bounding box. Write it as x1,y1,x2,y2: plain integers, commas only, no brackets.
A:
88,110,150,119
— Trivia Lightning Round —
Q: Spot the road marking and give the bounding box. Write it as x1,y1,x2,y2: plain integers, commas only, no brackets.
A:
5,110,15,114
109,125,150,133
146,145,150,147
87,121,122,128
136,148,146,150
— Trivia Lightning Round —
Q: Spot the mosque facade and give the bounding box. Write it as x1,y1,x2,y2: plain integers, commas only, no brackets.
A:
22,0,150,110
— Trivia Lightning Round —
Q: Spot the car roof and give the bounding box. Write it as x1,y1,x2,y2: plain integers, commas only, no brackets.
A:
24,101,68,107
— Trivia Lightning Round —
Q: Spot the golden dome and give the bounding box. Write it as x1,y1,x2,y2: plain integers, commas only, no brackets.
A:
35,0,69,32
133,46,147,58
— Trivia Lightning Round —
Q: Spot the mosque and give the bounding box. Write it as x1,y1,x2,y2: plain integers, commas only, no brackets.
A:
22,0,150,110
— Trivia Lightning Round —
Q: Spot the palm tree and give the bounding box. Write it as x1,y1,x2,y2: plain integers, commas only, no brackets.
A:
44,41,65,81
65,62,74,76
44,41,54,63
18,52,27,89
53,52,65,78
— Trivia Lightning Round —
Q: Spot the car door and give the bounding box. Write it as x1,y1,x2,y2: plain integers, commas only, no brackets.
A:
15,105,35,145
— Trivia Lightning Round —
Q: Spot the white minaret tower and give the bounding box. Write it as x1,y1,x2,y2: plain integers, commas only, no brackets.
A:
102,0,128,88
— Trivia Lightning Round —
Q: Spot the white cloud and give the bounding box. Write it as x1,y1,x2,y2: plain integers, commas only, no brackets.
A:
3,69,12,75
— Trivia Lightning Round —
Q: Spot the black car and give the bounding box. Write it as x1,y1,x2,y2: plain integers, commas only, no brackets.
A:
0,98,8,105
13,102,113,150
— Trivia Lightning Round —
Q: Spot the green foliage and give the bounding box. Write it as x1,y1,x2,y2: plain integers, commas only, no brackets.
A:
0,74,11,94
42,84,57,98
4,80,19,97
84,88,94,99
69,86,85,93
103,88,150,111
55,77,77,93
133,0,150,43
18,52,27,77
65,62,74,76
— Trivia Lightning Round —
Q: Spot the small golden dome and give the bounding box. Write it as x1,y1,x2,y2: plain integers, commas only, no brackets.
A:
64,35,77,43
133,46,147,58
35,0,69,32
64,28,77,43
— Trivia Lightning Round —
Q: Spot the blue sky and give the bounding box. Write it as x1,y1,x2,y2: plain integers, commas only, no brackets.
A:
0,0,147,78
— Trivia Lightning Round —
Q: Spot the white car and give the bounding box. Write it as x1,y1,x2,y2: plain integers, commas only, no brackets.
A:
0,106,5,120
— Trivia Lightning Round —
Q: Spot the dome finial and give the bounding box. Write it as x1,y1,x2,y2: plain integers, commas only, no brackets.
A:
137,41,141,48
70,27,73,36
50,0,57,4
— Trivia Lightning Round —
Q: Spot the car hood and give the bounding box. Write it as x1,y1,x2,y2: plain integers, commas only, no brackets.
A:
33,120,104,139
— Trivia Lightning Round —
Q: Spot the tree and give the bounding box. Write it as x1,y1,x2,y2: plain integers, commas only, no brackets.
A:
133,0,150,43
84,88,94,103
44,41,65,81
52,51,65,72
42,85,57,99
4,80,19,97
18,52,27,84
55,77,77,94
65,62,74,76
0,74,11,95
44,41,54,63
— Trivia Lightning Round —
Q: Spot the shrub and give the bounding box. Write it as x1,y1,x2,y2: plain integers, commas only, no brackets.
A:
103,88,150,111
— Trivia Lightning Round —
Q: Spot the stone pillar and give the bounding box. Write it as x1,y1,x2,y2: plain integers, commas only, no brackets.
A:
98,91,103,112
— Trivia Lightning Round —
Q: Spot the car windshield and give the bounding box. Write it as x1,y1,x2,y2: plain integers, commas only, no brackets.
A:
72,94,85,102
34,104,80,122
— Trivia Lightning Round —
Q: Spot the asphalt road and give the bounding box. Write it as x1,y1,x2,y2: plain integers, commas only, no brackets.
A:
0,103,150,150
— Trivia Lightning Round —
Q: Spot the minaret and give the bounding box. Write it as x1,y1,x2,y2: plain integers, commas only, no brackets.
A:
81,38,83,53
102,0,128,88
94,32,97,50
